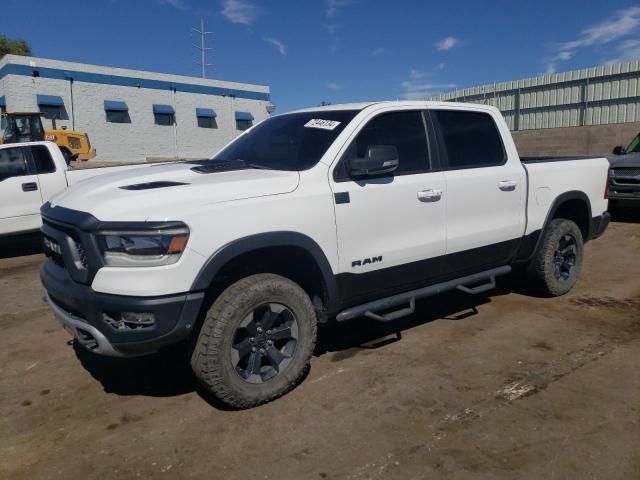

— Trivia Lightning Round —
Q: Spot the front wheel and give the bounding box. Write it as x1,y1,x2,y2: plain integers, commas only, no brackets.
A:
190,274,317,409
526,218,584,296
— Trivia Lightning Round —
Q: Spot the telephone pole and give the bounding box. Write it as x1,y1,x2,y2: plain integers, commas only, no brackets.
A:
192,18,213,78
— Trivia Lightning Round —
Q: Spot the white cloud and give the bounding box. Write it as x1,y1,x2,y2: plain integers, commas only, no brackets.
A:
410,69,430,79
545,50,574,74
606,39,640,64
401,80,456,100
263,37,287,56
370,47,386,57
158,0,185,8
559,6,640,51
435,36,459,51
556,51,573,61
437,62,445,70
326,0,350,18
221,0,261,25
327,82,342,90
548,6,640,69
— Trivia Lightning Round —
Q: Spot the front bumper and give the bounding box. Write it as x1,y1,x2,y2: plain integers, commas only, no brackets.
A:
41,259,204,357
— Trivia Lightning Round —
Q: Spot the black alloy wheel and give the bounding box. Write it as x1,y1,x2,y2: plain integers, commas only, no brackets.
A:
231,303,299,383
553,233,577,281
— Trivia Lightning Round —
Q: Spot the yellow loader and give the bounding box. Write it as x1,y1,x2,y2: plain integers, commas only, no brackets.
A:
0,112,96,163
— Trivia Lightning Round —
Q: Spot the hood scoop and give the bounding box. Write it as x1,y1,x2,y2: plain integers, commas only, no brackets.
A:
119,181,189,190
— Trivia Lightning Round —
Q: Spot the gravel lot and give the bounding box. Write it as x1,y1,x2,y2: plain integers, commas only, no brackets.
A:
1,215,639,480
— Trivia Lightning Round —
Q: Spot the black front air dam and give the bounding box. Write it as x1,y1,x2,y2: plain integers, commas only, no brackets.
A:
40,258,204,356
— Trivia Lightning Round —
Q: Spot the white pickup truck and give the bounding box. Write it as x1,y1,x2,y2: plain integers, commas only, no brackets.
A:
39,101,610,408
0,142,145,237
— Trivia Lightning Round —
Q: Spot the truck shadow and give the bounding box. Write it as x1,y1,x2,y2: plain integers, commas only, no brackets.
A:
609,207,640,224
0,232,43,259
315,289,493,357
75,279,529,409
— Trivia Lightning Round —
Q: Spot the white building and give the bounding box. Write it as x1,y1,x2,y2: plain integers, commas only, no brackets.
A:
0,55,272,162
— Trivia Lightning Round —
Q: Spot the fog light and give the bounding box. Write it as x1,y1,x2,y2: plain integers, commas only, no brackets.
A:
103,312,156,330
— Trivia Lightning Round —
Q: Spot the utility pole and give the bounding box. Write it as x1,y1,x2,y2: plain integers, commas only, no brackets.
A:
192,18,213,78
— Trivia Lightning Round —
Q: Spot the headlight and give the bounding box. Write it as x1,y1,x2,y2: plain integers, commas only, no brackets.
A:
97,226,189,267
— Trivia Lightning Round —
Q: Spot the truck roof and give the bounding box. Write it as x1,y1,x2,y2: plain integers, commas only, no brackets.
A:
289,100,497,114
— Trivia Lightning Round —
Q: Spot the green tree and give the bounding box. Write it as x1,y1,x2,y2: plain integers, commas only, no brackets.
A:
0,34,32,59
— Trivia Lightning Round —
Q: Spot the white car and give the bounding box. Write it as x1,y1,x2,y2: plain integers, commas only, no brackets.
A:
39,101,610,408
0,141,149,237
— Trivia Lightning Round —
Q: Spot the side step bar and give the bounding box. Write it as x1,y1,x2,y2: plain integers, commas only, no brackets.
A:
336,266,511,323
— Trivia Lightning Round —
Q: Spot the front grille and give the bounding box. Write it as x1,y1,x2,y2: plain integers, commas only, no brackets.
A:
73,238,89,269
612,168,640,185
42,217,94,280
43,235,65,268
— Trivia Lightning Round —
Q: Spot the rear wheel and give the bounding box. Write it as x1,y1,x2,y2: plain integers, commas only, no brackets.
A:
526,218,584,296
190,274,317,409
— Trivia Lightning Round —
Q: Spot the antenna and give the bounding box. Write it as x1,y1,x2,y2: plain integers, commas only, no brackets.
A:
192,18,213,78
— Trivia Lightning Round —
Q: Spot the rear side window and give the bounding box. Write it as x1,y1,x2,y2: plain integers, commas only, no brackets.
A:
0,147,28,181
433,110,506,169
337,110,429,180
31,145,56,174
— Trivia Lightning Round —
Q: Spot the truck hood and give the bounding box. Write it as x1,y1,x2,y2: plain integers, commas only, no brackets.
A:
50,161,300,221
607,153,640,168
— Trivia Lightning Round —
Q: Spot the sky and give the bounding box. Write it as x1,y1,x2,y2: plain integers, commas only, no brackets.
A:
3,0,640,113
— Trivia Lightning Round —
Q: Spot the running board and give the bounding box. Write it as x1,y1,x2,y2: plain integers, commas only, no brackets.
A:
336,266,511,323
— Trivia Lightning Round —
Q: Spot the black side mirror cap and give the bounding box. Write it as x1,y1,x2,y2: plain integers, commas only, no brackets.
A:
612,146,626,155
348,145,399,177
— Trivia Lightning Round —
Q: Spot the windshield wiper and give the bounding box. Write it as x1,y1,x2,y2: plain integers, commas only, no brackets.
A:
190,158,275,174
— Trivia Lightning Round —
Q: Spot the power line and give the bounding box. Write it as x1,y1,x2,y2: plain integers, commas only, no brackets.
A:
191,18,213,79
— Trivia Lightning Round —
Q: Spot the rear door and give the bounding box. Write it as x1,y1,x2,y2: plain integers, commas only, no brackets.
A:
30,145,67,203
430,108,526,276
330,109,447,304
0,146,43,235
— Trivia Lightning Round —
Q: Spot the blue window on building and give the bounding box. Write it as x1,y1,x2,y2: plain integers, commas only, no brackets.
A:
37,95,68,121
196,108,217,129
153,104,175,126
235,111,254,131
104,100,130,124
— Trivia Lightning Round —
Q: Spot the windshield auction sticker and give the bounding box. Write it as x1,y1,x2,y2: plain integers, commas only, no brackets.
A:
304,119,341,130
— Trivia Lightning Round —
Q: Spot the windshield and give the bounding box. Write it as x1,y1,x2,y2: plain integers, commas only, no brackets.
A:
626,133,640,153
211,110,358,171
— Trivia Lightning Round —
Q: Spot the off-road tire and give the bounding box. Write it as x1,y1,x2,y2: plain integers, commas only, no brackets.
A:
190,274,317,409
527,218,584,296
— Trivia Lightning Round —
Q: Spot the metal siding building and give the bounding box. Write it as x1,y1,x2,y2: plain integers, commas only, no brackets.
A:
431,61,640,131
0,55,272,162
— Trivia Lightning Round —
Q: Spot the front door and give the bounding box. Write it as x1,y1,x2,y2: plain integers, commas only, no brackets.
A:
0,146,43,235
330,109,447,305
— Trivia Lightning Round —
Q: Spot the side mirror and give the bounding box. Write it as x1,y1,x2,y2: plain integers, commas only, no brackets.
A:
612,146,626,155
348,145,399,177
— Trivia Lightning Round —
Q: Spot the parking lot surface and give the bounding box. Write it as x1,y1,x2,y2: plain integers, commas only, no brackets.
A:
1,218,639,480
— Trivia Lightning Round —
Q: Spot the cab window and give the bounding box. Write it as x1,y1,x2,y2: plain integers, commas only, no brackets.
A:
432,110,506,169
335,110,430,181
31,145,56,174
0,148,29,181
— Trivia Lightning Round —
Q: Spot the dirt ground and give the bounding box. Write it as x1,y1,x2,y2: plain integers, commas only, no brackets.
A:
1,215,639,480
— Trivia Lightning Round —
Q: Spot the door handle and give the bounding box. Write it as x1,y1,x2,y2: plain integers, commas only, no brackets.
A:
498,180,517,191
417,189,442,202
22,182,38,192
